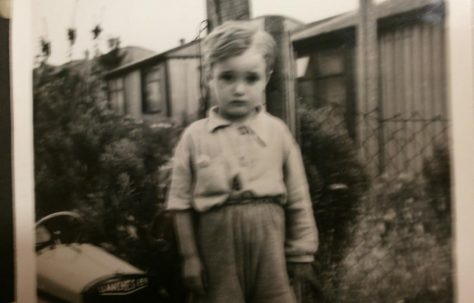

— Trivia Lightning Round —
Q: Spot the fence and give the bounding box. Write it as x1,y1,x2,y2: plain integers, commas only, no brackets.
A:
298,104,453,303
358,107,450,179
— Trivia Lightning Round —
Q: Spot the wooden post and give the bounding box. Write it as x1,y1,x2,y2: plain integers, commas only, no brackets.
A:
264,16,297,134
357,0,380,175
206,0,251,32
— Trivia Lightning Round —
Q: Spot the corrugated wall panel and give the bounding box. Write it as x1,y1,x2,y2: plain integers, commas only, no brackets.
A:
168,58,201,125
168,59,187,124
185,59,202,123
379,32,390,173
393,28,404,173
421,22,432,165
411,23,423,175
403,26,414,172
378,20,447,176
432,23,449,145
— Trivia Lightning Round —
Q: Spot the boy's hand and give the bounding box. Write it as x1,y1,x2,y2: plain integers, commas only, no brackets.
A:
287,262,320,301
287,262,320,289
287,262,314,282
183,256,207,295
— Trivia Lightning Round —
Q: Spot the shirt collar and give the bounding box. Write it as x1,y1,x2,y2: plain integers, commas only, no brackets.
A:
206,106,232,132
206,106,269,145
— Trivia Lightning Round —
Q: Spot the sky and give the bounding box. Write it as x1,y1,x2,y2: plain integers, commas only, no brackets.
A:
32,0,360,65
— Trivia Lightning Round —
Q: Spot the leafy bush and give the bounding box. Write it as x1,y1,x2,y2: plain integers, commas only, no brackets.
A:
423,145,452,241
33,65,180,269
338,148,453,303
298,105,452,303
298,104,370,302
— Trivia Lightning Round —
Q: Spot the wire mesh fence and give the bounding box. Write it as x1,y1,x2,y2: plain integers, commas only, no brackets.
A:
358,108,450,180
299,104,453,303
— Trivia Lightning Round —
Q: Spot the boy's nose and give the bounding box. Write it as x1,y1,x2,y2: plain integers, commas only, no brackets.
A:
233,81,246,95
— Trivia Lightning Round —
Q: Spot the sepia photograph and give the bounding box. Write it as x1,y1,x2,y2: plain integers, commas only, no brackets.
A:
6,0,474,302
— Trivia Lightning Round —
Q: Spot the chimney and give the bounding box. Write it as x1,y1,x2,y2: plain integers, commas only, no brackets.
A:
206,0,251,32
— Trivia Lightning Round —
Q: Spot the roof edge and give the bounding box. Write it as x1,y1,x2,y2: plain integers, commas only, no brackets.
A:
105,39,201,78
291,0,444,43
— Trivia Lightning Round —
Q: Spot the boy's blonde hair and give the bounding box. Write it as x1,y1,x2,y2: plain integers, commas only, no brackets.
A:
202,20,276,78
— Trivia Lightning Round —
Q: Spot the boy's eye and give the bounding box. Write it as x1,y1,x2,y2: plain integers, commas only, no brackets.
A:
219,73,235,82
246,73,260,84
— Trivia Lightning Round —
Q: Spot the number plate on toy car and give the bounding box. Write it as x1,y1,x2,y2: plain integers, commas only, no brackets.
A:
97,277,148,295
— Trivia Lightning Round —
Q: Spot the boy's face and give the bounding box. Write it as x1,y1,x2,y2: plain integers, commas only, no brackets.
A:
208,46,269,121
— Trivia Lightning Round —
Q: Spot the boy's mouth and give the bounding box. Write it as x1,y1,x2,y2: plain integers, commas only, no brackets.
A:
229,100,248,105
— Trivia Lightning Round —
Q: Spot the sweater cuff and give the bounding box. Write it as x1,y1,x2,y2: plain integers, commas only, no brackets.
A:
286,254,314,263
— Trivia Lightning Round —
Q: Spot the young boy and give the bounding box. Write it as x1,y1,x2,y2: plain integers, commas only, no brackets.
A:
166,21,318,303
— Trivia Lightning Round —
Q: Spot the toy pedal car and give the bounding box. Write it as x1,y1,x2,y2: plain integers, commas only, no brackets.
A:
36,211,168,303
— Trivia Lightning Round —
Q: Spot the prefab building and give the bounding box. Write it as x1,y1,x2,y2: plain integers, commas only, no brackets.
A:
104,40,202,126
292,0,448,177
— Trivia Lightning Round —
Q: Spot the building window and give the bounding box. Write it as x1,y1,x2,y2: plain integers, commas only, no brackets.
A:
297,45,356,139
109,78,125,114
142,65,164,114
313,48,346,108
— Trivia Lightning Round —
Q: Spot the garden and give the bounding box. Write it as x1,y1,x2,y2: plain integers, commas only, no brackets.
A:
33,63,453,303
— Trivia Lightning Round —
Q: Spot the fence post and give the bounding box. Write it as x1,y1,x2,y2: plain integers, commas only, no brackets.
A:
357,0,381,176
206,0,251,32
264,16,297,135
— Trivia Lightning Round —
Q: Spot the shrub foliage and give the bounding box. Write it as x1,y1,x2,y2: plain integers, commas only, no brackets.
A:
298,104,369,302
33,65,179,268
299,104,452,303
